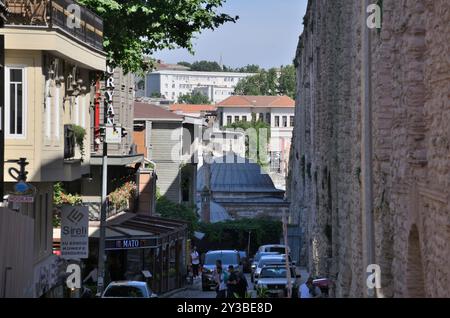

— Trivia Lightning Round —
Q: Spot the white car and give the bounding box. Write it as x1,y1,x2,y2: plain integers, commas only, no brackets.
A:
258,244,291,254
253,255,287,285
102,281,157,298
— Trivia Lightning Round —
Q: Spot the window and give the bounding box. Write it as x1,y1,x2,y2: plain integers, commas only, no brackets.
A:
283,116,288,127
259,113,264,121
290,116,295,127
227,116,232,125
6,67,26,138
266,113,271,124
274,116,280,127
242,116,247,122
234,116,240,123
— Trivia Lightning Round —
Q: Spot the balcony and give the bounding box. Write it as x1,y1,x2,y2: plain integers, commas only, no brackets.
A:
5,0,103,51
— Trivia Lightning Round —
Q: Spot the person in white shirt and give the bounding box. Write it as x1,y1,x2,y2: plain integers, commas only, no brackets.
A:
299,277,322,298
190,246,200,279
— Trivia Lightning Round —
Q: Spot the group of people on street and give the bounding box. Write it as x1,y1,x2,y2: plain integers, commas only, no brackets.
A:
212,260,248,298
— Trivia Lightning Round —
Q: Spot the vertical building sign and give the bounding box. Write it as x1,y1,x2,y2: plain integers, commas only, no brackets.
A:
104,65,121,143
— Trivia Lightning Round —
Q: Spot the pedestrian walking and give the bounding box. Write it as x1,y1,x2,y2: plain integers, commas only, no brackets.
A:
226,265,238,298
213,260,228,298
236,270,248,298
190,246,200,279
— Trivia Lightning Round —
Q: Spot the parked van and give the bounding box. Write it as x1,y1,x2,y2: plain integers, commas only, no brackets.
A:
258,244,291,255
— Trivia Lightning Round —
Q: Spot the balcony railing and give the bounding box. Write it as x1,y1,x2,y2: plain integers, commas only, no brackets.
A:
5,0,103,51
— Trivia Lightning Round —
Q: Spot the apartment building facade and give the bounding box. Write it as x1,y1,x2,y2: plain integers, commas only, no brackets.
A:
216,95,295,178
134,102,202,205
145,70,255,103
0,0,106,297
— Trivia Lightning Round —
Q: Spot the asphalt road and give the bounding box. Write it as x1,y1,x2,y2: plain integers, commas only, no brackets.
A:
169,273,256,298
168,268,310,298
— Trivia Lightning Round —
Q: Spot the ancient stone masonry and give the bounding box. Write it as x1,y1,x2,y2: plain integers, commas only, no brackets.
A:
287,0,449,297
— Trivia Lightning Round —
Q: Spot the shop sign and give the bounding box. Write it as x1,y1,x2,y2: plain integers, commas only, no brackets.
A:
61,206,89,259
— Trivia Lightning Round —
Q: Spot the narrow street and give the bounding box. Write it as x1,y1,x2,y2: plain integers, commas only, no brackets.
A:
167,268,309,298
168,274,255,299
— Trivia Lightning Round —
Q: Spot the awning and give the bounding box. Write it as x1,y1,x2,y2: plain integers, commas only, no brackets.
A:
90,154,143,166
54,212,188,250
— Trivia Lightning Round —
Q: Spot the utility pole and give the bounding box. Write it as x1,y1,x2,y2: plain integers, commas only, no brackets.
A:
282,210,292,298
97,66,114,296
0,33,5,203
361,0,376,298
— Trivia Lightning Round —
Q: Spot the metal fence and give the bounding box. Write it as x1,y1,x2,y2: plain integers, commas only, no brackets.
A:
5,0,103,50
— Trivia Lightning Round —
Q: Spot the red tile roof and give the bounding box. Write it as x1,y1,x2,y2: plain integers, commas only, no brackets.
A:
216,95,295,108
169,104,217,113
134,102,184,121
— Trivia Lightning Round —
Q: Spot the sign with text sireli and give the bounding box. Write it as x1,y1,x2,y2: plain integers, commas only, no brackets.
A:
61,205,89,259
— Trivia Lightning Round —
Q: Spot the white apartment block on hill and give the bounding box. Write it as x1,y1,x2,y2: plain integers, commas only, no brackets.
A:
144,70,255,103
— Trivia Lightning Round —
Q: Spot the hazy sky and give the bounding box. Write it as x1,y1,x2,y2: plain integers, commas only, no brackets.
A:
154,0,308,69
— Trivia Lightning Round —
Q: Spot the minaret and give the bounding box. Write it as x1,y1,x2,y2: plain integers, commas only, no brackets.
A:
201,152,211,223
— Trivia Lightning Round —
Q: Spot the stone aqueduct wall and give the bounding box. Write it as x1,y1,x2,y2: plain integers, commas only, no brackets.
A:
287,0,449,297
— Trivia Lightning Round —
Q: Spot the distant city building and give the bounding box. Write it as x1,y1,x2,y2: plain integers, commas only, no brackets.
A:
169,103,217,118
143,70,255,103
216,95,295,180
133,102,202,205
197,154,289,222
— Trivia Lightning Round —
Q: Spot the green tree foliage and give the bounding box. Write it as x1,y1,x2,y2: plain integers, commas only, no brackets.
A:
225,119,271,167
177,61,192,69
234,65,296,98
156,192,199,234
198,218,282,254
178,91,211,104
222,64,261,73
190,60,223,72
77,0,237,73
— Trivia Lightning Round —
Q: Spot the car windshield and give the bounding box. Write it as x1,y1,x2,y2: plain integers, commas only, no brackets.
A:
260,267,295,278
205,252,239,265
103,285,147,298
254,252,278,262
258,258,285,268
267,247,287,254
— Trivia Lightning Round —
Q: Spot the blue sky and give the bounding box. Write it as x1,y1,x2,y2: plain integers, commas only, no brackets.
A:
154,0,308,69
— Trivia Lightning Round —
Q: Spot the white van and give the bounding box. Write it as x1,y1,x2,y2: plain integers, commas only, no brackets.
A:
258,244,291,254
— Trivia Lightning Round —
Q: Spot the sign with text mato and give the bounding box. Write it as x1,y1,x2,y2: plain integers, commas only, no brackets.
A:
61,205,89,259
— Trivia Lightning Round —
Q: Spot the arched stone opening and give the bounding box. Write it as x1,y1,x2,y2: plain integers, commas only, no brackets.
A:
406,225,425,297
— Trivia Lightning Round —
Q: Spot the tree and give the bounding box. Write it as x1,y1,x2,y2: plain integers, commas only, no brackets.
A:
190,60,223,72
177,61,192,69
278,65,296,98
178,91,211,104
233,65,296,98
77,0,238,73
225,120,271,167
237,64,261,73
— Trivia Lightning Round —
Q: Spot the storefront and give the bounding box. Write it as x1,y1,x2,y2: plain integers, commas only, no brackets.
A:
80,212,188,294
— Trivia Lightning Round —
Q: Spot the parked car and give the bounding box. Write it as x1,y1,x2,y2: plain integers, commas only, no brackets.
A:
201,250,241,291
251,252,280,282
253,254,293,285
238,251,251,273
255,265,300,298
258,244,291,255
313,278,332,297
102,281,157,298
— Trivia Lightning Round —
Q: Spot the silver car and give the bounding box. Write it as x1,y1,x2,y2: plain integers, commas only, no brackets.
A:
102,281,157,298
255,265,300,298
